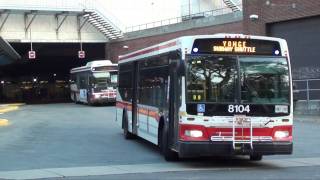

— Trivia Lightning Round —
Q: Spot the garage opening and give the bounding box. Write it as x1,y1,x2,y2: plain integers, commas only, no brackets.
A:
267,16,320,80
0,43,106,104
267,16,320,100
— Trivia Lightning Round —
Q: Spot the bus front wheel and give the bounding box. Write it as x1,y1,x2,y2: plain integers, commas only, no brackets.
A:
160,125,178,161
250,154,263,161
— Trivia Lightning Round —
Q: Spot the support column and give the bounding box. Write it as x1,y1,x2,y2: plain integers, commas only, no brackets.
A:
55,12,69,40
24,11,38,39
0,10,10,34
77,14,88,43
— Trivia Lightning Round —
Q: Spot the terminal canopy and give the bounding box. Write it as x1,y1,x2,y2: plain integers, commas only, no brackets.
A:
0,37,20,65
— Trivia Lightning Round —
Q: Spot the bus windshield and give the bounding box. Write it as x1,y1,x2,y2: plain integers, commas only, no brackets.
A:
240,57,289,104
187,55,237,103
92,71,117,88
187,55,290,104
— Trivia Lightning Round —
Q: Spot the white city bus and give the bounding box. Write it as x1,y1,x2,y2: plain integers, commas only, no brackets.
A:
116,34,293,161
70,60,117,105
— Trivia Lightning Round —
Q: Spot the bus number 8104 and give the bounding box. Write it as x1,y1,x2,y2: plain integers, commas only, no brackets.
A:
228,105,250,113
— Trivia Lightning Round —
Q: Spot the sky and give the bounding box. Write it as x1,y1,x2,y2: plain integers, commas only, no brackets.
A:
96,0,181,29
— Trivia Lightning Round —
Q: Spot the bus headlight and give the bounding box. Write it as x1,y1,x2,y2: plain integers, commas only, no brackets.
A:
185,130,203,138
274,131,289,138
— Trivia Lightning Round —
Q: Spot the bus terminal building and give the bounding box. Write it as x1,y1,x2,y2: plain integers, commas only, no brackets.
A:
0,0,319,108
107,0,320,105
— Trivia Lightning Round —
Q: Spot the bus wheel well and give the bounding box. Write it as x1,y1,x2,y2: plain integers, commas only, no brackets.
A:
122,109,134,139
158,116,165,146
122,109,127,129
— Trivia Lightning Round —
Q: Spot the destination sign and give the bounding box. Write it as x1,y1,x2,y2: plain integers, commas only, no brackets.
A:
213,41,256,53
192,38,281,56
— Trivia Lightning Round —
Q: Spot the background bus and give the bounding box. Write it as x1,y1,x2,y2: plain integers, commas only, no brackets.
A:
70,60,117,105
116,34,293,161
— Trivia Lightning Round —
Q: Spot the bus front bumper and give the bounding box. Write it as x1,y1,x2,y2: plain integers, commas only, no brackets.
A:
177,141,292,158
90,97,116,104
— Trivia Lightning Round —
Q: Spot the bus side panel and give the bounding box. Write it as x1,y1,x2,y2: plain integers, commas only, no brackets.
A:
136,105,159,145
116,101,133,133
137,105,148,137
148,110,160,145
115,101,123,127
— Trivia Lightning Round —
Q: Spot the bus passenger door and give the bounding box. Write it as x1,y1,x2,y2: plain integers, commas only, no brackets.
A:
168,61,180,149
131,62,139,135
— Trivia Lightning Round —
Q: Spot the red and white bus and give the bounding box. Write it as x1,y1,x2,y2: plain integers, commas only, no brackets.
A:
116,34,293,161
70,60,117,105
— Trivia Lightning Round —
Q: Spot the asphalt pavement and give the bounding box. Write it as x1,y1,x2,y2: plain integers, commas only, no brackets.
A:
0,103,319,180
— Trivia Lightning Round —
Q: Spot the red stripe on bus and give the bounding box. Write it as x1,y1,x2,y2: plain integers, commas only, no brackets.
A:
119,41,177,61
138,107,160,121
179,124,293,142
116,101,132,111
117,101,160,121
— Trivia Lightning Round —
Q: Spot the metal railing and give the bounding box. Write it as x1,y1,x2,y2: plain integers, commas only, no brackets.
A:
125,4,242,33
293,79,320,101
0,0,125,32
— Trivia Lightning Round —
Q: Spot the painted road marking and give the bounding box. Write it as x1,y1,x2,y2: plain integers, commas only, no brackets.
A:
0,106,18,114
0,157,320,180
0,119,9,126
0,103,23,114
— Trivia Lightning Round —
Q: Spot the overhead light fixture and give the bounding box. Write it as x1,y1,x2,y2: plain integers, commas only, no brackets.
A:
249,14,259,21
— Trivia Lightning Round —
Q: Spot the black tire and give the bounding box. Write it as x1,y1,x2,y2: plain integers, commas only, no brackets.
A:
123,111,134,139
160,125,178,161
250,154,263,161
73,93,77,104
87,94,93,106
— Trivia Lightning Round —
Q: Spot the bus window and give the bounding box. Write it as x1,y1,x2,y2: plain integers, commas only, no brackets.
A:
79,74,87,89
187,55,237,103
138,58,169,107
119,63,133,102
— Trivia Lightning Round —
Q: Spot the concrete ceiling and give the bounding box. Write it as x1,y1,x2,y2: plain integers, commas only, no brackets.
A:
0,37,21,65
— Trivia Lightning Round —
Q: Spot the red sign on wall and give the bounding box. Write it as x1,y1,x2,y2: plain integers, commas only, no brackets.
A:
78,51,85,59
28,51,36,59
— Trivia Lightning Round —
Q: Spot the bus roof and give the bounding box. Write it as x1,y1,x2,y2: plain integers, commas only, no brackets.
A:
70,60,117,73
118,34,287,64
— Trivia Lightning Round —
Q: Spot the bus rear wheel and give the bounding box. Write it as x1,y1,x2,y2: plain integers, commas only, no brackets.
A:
123,111,134,139
73,93,77,104
87,94,93,106
250,154,263,161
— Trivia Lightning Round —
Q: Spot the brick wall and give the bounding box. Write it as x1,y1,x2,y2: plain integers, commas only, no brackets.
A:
106,21,243,62
106,0,320,62
243,0,320,35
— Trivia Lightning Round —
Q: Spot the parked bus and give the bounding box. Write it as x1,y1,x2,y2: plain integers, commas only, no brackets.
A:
116,34,293,161
70,60,117,105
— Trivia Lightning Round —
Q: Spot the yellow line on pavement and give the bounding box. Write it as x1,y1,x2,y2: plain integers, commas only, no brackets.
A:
0,119,9,126
0,106,19,113
5,103,25,106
